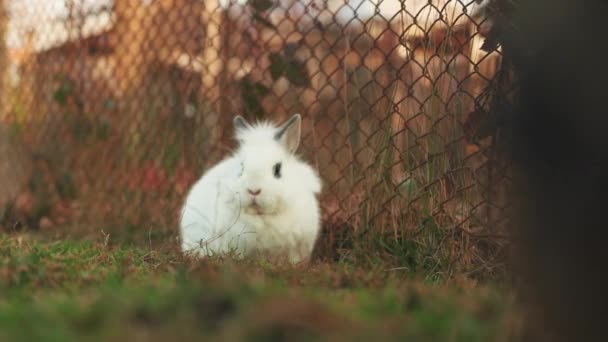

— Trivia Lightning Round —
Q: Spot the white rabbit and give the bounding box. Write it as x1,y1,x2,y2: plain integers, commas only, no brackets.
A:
179,113,322,264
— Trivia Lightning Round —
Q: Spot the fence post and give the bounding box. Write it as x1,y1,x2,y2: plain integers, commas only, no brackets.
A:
201,0,224,147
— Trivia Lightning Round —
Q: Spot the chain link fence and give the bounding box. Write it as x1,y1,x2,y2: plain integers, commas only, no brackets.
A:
0,0,511,276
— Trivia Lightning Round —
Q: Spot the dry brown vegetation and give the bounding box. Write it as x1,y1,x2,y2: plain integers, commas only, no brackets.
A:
0,0,510,280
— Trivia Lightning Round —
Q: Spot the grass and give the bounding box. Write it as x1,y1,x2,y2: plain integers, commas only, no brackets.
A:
0,233,520,341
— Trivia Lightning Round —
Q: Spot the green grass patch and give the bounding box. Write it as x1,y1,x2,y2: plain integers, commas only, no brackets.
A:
0,234,519,341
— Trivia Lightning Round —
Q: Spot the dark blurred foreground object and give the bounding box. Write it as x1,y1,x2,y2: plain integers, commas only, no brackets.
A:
500,0,608,340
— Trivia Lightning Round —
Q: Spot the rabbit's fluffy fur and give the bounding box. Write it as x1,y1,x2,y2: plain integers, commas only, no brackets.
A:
179,114,321,263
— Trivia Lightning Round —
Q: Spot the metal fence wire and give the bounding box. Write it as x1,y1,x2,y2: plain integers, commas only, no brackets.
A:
0,0,512,275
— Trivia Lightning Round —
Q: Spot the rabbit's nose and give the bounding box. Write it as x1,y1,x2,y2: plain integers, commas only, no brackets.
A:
248,188,261,196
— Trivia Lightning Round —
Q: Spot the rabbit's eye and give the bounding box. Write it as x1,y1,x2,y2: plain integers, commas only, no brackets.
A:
273,162,282,179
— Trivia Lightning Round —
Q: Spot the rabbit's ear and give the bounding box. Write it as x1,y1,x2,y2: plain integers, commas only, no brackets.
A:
275,113,301,153
233,115,250,131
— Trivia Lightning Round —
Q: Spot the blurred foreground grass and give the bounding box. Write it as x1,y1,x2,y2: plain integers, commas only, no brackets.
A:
0,233,520,341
